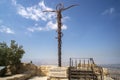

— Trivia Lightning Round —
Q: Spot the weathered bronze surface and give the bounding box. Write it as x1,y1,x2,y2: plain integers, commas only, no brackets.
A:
44,3,77,67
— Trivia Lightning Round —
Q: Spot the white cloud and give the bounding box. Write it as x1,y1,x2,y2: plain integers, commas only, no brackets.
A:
27,21,67,32
46,21,67,30
27,27,44,32
0,25,15,34
102,8,115,15
62,16,70,22
12,0,68,32
46,21,57,30
12,0,55,21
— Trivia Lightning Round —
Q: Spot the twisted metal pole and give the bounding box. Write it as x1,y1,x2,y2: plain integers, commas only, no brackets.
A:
43,3,77,67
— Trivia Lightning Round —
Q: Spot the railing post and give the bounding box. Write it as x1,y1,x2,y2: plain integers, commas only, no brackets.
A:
88,59,90,70
84,59,85,68
75,59,77,69
69,58,72,80
70,58,71,67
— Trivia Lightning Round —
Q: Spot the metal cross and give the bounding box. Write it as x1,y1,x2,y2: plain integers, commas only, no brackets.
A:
43,3,77,67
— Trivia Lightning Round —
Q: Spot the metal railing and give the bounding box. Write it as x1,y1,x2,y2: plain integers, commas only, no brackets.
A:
69,58,104,80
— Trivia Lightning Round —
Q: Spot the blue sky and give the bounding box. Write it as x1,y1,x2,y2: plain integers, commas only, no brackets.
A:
0,0,120,65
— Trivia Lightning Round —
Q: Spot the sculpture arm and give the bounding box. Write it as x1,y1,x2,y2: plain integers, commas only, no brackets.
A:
62,4,78,11
43,10,56,12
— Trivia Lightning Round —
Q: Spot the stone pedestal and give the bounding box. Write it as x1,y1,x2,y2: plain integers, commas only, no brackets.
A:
48,67,68,80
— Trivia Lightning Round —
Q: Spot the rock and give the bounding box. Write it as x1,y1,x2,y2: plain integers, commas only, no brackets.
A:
102,68,109,76
0,67,6,77
1,65,17,76
16,63,38,78
0,63,38,80
37,65,57,76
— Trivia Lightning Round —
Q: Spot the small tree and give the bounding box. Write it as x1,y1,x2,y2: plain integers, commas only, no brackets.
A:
0,40,25,66
9,40,25,65
0,42,8,66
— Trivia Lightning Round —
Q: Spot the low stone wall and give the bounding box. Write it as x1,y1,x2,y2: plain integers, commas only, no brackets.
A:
0,63,37,80
37,65,57,76
17,63,37,74
0,64,111,80
37,65,69,80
